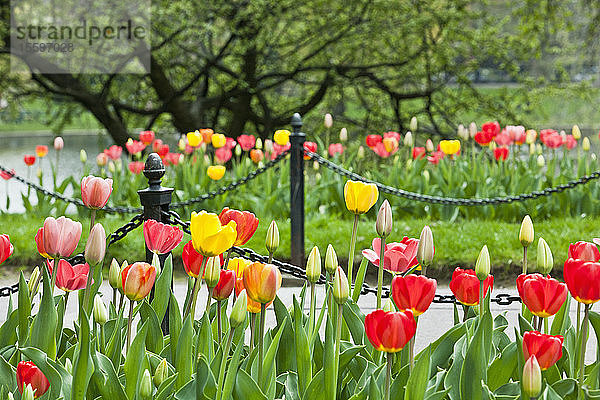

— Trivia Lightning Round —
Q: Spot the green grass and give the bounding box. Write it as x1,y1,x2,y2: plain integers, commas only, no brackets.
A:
2,213,597,283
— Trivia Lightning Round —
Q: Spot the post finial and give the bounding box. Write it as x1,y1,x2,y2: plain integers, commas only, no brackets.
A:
291,113,303,132
143,152,165,189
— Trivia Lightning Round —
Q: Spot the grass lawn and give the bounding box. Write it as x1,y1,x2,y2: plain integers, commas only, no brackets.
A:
1,213,597,284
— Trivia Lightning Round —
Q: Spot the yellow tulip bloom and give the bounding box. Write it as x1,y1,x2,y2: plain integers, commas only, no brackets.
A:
273,130,290,146
439,140,460,155
344,180,379,214
207,165,226,180
227,257,252,278
212,133,226,148
187,130,202,147
190,211,237,257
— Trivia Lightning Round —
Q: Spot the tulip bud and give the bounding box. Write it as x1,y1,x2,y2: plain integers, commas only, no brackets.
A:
475,245,490,281
417,225,434,268
85,223,106,266
458,125,469,141
526,130,537,144
140,369,153,399
403,131,413,147
376,200,393,238
54,136,64,151
153,358,169,387
536,143,542,154
266,221,279,254
324,113,333,128
80,149,87,163
230,289,248,328
522,356,542,398
410,116,418,132
27,266,41,298
64,358,73,374
583,137,591,151
36,168,42,179
333,266,349,304
489,141,497,151
235,144,242,156
313,161,319,170
536,155,545,167
383,298,395,312
425,139,434,152
204,256,221,288
256,138,263,150
339,127,348,142
108,161,116,173
572,125,581,140
109,258,121,289
178,137,186,151
357,145,365,159
22,384,35,400
306,246,322,283
469,122,477,138
422,170,430,183
93,295,108,325
537,237,553,275
519,215,534,247
529,143,535,155
325,244,338,275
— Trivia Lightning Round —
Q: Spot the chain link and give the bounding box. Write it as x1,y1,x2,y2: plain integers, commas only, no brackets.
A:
170,149,290,208
306,151,600,205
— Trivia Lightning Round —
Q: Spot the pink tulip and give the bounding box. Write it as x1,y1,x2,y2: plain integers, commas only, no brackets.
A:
128,161,145,174
103,145,122,160
96,153,108,167
362,237,419,273
53,137,64,151
0,234,13,266
81,176,113,209
216,147,233,163
46,259,90,292
328,143,344,157
143,219,184,254
42,216,82,258
237,134,256,151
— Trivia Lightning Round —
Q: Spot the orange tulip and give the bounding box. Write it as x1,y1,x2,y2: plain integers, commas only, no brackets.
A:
242,262,282,304
121,262,156,301
35,145,48,158
235,278,263,313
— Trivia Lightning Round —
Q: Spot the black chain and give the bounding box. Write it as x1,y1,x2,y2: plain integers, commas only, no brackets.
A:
170,149,290,208
0,164,142,214
0,283,19,296
161,210,522,305
306,151,600,205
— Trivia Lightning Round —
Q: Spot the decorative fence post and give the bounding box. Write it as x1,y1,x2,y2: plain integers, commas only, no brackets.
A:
289,113,306,266
138,153,174,333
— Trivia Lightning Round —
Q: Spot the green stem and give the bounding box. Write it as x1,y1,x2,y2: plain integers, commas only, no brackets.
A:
347,214,360,286
333,303,343,399
83,262,95,314
99,324,105,354
308,282,316,339
479,280,484,317
90,209,96,233
385,352,393,400
268,251,273,265
216,329,234,400
205,287,213,316
223,248,233,270
185,258,207,319
377,236,386,309
577,302,582,338
409,336,415,372
217,301,222,343
51,256,59,292
112,288,117,308
126,299,134,352
523,246,528,275
250,313,256,351
543,317,548,335
258,303,266,389
579,304,590,399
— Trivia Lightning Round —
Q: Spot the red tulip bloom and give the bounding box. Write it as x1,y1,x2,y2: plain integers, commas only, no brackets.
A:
152,139,164,152
481,121,500,137
164,152,183,166
0,169,15,180
215,147,232,163
125,139,146,155
383,131,401,142
157,144,170,157
365,309,416,353
81,175,113,209
568,241,600,262
128,161,145,174
372,142,394,158
225,137,237,150
539,129,557,143
212,269,236,301
182,240,223,278
449,268,494,306
563,258,600,304
24,155,36,166
522,331,563,370
362,237,419,274
219,207,259,246
46,259,90,292
103,145,123,160
303,141,317,160
494,147,509,161
328,143,344,157
516,273,567,317
474,131,493,146
412,147,426,160
237,134,256,151
391,275,437,316
35,228,49,259
143,219,183,254
0,234,14,266
139,130,155,145
17,361,50,398
366,134,382,148
564,135,577,150
427,151,445,165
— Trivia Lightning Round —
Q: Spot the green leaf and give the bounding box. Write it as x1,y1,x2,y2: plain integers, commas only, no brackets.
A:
405,346,431,400
261,318,287,391
196,354,217,399
155,374,179,400
342,301,366,346
140,302,164,354
487,342,517,392
105,302,125,368
222,329,245,400
273,295,296,375
71,310,95,400
460,312,492,400
151,254,173,322
169,292,183,364
0,310,18,350
91,352,127,400
175,315,193,390
293,296,312,397
233,368,267,400
351,258,368,303
323,317,335,400
28,268,57,359
124,320,149,399
0,354,16,391
17,272,31,346
21,347,71,400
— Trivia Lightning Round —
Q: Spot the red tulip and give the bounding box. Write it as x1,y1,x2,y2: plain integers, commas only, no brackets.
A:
24,155,36,166
152,139,164,152
449,267,493,306
522,331,563,370
427,151,445,165
0,234,13,266
494,147,509,161
564,135,577,150
481,121,500,137
218,208,259,246
215,146,233,163
362,237,419,274
125,139,146,155
235,277,263,313
157,144,170,157
494,133,512,146
143,219,183,254
568,241,600,262
237,134,256,151
164,152,183,166
383,131,401,142
121,262,156,301
41,216,82,258
16,361,50,398
225,137,237,150
212,269,236,300
474,131,493,146
303,141,317,160
328,143,344,157
35,228,49,259
412,147,426,160
0,169,15,180
46,259,90,292
516,274,567,317
391,275,437,316
128,161,145,174
81,176,113,209
182,240,224,278
365,309,416,353
563,258,600,304
139,130,155,145
366,134,383,148
103,145,122,160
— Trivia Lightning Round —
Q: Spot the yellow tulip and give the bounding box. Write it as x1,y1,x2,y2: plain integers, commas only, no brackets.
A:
212,133,226,148
344,180,379,214
227,257,251,278
273,130,290,146
187,130,202,147
190,211,237,257
382,137,398,153
439,140,460,155
207,165,226,180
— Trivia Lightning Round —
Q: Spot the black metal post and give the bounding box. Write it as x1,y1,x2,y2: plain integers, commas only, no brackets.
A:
290,113,306,266
138,153,174,334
